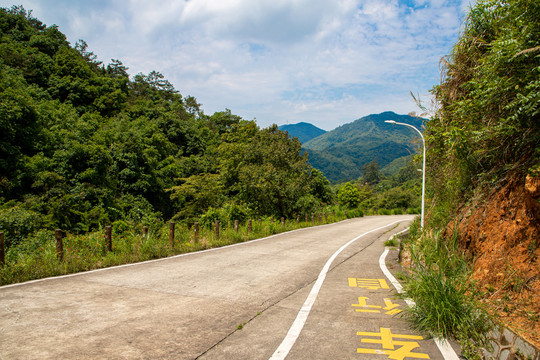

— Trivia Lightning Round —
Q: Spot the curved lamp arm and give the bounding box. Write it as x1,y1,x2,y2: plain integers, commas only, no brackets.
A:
384,120,426,228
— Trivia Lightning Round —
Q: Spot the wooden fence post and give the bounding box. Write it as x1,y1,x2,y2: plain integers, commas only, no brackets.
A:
305,214,308,223
194,222,199,243
324,212,328,222
297,215,300,224
169,221,175,248
311,213,315,223
0,232,5,266
247,219,252,234
55,229,64,261
105,226,112,252
281,217,285,228
142,226,148,239
318,213,322,222
214,220,220,239
234,220,239,233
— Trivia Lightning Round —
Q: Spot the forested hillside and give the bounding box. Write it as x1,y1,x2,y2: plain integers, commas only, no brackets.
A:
277,122,326,144
303,112,424,182
0,6,332,247
423,0,540,346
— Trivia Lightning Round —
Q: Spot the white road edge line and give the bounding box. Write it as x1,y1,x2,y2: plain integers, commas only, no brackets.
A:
269,220,405,360
379,229,460,360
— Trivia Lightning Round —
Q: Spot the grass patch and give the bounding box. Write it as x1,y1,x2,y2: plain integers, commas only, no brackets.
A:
384,238,399,247
401,225,492,359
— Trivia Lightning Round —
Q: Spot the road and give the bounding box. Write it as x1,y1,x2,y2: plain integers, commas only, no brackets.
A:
0,215,458,359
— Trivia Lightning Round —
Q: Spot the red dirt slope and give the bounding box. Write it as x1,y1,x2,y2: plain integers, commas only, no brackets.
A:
451,172,540,347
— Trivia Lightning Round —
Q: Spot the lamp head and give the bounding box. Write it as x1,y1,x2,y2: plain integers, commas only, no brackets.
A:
384,120,396,124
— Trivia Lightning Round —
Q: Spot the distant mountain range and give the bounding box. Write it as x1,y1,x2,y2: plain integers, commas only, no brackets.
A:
278,122,327,144
279,111,425,183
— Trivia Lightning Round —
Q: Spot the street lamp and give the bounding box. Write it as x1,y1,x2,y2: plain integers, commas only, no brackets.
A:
384,120,425,228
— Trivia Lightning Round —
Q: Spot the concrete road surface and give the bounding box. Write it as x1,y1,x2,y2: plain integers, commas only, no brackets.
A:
0,215,459,359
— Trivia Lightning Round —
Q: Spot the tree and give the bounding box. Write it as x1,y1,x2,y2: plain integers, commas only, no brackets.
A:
362,159,382,185
337,182,361,209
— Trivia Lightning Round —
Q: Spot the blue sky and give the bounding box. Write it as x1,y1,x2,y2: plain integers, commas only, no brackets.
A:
1,0,472,130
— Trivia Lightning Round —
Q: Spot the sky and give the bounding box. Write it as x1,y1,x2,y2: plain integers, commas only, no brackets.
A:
1,0,472,130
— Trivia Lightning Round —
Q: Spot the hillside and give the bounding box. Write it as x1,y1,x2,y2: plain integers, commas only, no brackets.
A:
278,122,326,144
424,0,540,347
303,111,425,182
0,6,332,241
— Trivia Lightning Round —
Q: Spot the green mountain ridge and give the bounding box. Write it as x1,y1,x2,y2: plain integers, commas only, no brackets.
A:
278,122,326,144
301,111,425,183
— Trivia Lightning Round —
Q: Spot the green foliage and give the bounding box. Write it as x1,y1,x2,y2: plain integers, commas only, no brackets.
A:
362,159,382,185
304,112,425,183
0,6,334,239
0,206,43,248
402,229,492,358
337,182,361,208
199,207,226,230
428,0,540,225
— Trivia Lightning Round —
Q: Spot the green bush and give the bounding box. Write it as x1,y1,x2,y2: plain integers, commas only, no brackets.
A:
0,206,44,249
199,207,225,229
221,203,250,226
337,182,361,208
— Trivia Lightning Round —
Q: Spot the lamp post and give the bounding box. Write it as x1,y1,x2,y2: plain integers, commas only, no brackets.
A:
385,120,425,228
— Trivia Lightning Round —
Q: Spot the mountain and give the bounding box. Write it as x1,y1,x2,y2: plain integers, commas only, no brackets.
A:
302,111,425,183
278,122,327,144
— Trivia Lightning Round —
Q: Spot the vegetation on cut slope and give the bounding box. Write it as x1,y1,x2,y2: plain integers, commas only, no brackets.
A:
427,0,539,224
401,0,540,355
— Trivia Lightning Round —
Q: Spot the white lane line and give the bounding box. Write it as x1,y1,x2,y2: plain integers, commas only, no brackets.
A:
379,230,460,360
269,220,405,360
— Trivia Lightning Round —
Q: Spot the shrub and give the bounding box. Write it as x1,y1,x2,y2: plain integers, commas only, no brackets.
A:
0,206,43,249
199,207,225,229
337,182,361,208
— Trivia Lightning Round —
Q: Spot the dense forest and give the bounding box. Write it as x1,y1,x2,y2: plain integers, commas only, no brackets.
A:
0,6,424,255
0,6,337,248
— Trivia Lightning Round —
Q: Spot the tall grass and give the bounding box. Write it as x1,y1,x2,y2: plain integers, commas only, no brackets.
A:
402,224,492,359
0,208,371,286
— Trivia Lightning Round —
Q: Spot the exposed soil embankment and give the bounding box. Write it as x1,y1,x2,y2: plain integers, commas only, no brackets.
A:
450,172,540,347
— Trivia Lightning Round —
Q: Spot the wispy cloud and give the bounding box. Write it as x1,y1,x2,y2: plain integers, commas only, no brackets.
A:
1,0,469,130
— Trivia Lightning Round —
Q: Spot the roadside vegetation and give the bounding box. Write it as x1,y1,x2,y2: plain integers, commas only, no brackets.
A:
400,0,540,355
0,207,369,286
400,220,492,360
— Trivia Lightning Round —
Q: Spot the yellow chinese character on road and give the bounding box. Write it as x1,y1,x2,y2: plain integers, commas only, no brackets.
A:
352,297,402,315
348,278,390,290
357,327,430,360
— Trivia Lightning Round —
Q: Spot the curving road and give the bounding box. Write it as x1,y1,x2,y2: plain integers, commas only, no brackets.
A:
0,215,457,359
